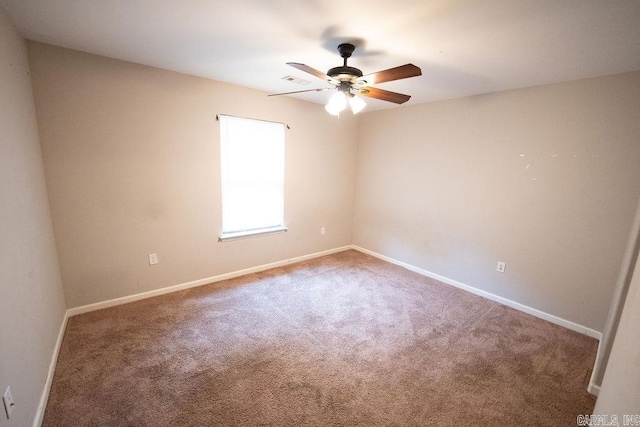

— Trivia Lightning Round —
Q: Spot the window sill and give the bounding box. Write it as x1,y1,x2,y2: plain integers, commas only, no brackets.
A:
219,226,288,242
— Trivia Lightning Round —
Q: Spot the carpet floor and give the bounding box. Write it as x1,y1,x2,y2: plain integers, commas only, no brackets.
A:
43,250,597,426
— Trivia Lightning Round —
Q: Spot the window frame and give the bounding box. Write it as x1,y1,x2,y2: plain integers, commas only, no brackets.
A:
217,114,287,242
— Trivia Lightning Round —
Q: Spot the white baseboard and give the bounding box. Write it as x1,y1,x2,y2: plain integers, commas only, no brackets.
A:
33,310,69,427
351,245,603,340
587,339,603,396
67,245,353,317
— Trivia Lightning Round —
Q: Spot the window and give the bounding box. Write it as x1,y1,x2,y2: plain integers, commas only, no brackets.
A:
219,115,286,240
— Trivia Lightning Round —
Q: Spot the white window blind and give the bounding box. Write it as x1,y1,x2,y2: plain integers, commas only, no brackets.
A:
219,115,285,236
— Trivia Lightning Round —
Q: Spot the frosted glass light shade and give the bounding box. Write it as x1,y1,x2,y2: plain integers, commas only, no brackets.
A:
325,91,347,116
349,95,366,114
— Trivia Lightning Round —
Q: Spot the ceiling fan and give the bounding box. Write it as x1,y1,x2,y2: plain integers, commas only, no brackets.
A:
269,43,422,116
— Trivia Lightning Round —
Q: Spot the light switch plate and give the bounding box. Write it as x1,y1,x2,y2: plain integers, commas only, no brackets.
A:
149,253,158,265
3,386,14,419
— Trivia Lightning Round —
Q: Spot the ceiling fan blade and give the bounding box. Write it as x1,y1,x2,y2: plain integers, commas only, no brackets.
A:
357,87,411,104
268,88,333,97
287,63,339,84
358,64,422,85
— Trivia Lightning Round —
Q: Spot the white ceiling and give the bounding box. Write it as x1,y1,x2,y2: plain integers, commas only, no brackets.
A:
2,0,640,111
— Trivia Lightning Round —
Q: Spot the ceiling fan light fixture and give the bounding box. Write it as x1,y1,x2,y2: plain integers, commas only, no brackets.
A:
325,91,346,116
349,95,366,114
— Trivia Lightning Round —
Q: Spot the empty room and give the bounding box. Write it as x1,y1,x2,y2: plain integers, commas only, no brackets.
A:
2,0,640,426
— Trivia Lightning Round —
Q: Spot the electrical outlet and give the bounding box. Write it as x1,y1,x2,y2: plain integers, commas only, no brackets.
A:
149,253,158,265
3,386,14,419
496,261,506,273
320,227,325,235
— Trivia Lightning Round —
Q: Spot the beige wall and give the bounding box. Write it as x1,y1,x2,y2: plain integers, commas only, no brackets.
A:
27,42,359,308
593,241,640,417
0,10,66,427
354,72,640,332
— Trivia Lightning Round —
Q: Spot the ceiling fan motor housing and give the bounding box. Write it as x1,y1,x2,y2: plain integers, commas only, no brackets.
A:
327,65,363,82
